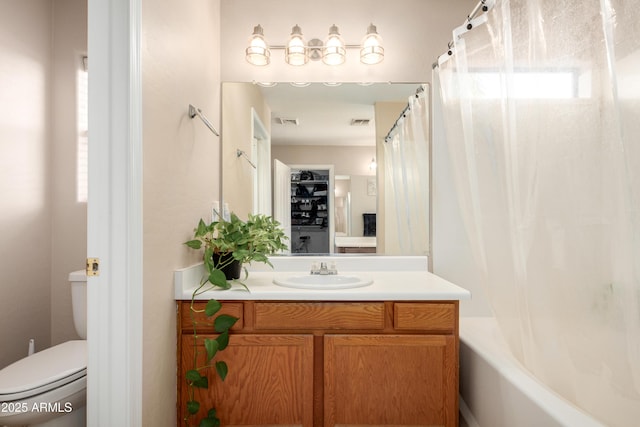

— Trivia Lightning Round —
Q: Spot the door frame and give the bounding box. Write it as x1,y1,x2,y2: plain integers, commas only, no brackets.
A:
289,164,335,253
251,108,271,215
87,0,143,425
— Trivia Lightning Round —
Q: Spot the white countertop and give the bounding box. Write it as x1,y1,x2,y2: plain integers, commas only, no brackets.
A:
175,256,471,302
334,236,377,248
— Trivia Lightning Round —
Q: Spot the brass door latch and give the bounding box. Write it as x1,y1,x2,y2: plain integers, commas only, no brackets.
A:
86,258,100,276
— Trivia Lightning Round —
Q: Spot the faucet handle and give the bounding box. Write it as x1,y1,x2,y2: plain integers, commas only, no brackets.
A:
329,261,338,274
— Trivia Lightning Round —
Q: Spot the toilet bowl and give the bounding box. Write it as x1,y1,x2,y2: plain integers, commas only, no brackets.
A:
0,271,87,427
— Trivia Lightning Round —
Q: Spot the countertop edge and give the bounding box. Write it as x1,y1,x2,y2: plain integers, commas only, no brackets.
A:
175,260,472,302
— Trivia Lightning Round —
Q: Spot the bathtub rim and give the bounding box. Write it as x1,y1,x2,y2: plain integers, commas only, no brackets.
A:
459,316,606,427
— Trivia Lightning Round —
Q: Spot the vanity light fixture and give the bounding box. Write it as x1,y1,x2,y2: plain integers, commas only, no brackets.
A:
360,24,384,65
246,25,270,66
285,25,308,66
245,23,384,66
369,158,377,170
322,24,346,65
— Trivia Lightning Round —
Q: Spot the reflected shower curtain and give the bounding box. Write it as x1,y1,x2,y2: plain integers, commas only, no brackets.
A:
435,0,640,425
383,86,430,256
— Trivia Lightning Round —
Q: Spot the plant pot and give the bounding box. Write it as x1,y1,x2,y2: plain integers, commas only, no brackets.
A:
212,252,242,280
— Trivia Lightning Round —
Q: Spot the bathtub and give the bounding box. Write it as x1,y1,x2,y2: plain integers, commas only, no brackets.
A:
459,317,606,427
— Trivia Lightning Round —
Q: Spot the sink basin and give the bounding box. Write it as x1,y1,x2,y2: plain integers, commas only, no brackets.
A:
273,274,373,290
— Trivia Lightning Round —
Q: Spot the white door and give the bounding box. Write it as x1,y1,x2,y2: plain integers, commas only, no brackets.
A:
273,159,291,253
251,109,271,215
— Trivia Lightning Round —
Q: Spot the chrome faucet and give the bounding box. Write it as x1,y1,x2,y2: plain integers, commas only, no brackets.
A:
310,261,338,275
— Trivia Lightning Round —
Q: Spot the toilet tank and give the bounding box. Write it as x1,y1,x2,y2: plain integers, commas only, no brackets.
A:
68,270,87,339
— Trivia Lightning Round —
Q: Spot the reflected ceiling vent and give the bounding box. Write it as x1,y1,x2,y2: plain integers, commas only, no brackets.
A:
350,118,371,126
274,117,299,125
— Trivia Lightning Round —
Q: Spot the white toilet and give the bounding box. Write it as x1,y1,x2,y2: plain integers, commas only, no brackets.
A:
0,271,87,427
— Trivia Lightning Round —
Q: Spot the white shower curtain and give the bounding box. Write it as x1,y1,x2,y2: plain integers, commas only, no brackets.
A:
383,86,430,256
435,1,640,425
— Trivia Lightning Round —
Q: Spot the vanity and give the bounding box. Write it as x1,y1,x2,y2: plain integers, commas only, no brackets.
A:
175,256,471,427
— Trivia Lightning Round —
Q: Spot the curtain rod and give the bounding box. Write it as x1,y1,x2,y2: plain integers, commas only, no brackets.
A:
384,85,425,143
432,0,495,69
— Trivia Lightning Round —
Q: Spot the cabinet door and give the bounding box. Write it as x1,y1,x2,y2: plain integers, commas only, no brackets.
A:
324,334,457,427
181,334,314,427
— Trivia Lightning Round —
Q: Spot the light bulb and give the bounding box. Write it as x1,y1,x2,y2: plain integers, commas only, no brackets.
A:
360,23,384,65
246,25,270,66
286,25,308,66
323,25,346,65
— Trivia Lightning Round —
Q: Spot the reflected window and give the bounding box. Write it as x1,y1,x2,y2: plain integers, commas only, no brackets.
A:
77,56,88,203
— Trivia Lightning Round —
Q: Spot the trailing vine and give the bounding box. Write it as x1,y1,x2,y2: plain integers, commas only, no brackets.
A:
183,213,287,426
184,288,238,427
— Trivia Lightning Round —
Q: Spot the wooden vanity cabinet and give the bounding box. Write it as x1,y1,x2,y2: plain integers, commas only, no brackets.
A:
177,300,459,427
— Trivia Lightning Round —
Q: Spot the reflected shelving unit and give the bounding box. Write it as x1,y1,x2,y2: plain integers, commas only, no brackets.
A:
290,167,333,254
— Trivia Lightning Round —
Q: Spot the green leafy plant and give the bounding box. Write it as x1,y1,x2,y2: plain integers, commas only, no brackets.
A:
183,213,288,426
183,298,237,427
185,213,288,289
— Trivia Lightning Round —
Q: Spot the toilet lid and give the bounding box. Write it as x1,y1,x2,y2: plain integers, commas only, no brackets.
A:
0,340,86,400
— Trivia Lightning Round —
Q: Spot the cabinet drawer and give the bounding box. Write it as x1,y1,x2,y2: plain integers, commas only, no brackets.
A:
179,301,243,333
393,303,455,332
254,302,385,330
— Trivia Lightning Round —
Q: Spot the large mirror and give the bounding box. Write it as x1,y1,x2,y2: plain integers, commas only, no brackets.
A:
221,82,430,256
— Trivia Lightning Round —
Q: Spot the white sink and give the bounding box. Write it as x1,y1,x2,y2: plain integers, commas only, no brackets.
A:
273,274,373,290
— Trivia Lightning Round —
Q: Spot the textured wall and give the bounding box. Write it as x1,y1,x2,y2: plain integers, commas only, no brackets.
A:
141,0,221,425
0,0,53,369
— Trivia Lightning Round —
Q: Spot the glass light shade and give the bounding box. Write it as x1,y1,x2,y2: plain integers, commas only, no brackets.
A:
246,25,270,66
360,23,384,65
323,25,346,65
286,25,308,66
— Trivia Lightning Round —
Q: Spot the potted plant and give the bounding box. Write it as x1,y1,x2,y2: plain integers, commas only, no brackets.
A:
185,212,288,287
182,213,287,426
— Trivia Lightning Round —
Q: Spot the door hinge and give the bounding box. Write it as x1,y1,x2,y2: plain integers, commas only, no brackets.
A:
86,258,100,276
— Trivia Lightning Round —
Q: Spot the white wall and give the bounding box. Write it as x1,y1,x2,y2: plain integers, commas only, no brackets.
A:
221,82,270,218
0,0,53,368
0,0,89,366
141,0,221,425
271,145,376,176
350,175,377,237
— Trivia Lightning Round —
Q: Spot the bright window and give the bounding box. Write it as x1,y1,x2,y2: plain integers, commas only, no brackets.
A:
77,56,88,203
460,69,584,99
